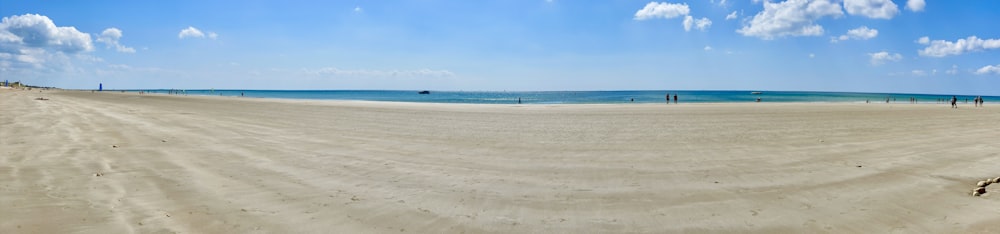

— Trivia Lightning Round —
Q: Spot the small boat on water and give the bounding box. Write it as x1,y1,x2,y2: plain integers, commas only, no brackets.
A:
751,91,763,95
418,90,430,94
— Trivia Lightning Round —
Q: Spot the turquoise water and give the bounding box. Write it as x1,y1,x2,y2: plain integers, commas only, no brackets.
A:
130,90,995,104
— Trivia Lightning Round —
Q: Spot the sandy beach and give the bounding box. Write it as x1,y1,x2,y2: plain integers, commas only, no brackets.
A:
2,89,998,233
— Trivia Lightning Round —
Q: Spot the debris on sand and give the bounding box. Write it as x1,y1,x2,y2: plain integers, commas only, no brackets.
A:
972,177,996,197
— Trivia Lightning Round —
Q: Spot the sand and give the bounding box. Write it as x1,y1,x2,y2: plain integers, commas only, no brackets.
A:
2,89,999,233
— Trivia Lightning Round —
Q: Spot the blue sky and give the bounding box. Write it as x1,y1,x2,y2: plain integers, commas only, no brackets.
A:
1,0,999,95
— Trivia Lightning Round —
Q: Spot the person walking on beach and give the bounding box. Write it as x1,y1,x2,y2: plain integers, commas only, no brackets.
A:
951,96,958,109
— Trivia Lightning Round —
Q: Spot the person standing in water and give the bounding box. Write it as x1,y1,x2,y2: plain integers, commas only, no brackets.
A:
673,94,678,104
665,93,669,104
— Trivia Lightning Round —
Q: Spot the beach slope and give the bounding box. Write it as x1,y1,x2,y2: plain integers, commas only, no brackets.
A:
2,90,999,233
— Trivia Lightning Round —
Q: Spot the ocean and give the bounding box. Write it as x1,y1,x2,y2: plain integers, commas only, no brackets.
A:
131,90,994,104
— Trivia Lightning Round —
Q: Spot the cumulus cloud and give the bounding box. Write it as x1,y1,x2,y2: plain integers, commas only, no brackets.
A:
917,36,1000,57
179,26,217,40
906,0,925,12
96,28,135,53
725,11,738,20
0,14,95,72
869,51,902,65
0,14,93,53
916,36,929,44
846,26,878,39
307,67,455,78
634,2,690,20
737,0,843,40
178,26,204,39
975,64,1000,75
831,26,878,42
843,0,899,19
683,16,712,31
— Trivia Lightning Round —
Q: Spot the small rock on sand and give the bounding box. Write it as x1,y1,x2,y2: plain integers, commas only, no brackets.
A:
974,187,986,194
977,181,990,187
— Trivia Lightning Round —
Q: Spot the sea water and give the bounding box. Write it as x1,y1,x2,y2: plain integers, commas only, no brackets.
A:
133,90,995,104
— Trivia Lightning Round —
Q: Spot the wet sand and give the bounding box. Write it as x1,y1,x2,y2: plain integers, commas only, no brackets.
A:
2,89,999,233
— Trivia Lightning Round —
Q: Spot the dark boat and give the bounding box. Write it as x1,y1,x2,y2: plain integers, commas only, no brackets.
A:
418,90,430,94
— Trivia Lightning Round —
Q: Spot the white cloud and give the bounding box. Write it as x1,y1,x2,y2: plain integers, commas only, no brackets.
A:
947,65,958,75
0,14,95,72
917,36,1000,57
354,6,363,13
178,26,204,39
178,26,217,40
307,67,455,78
737,0,843,40
704,45,712,51
725,11,738,20
0,14,93,53
634,2,690,20
95,28,135,53
869,51,902,65
975,64,1000,75
906,0,925,12
846,26,878,40
683,16,712,31
916,36,929,44
809,53,815,58
831,26,878,42
843,0,899,19
911,69,926,76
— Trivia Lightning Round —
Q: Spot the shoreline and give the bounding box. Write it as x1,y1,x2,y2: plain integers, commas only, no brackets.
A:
2,89,998,233
41,89,996,106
